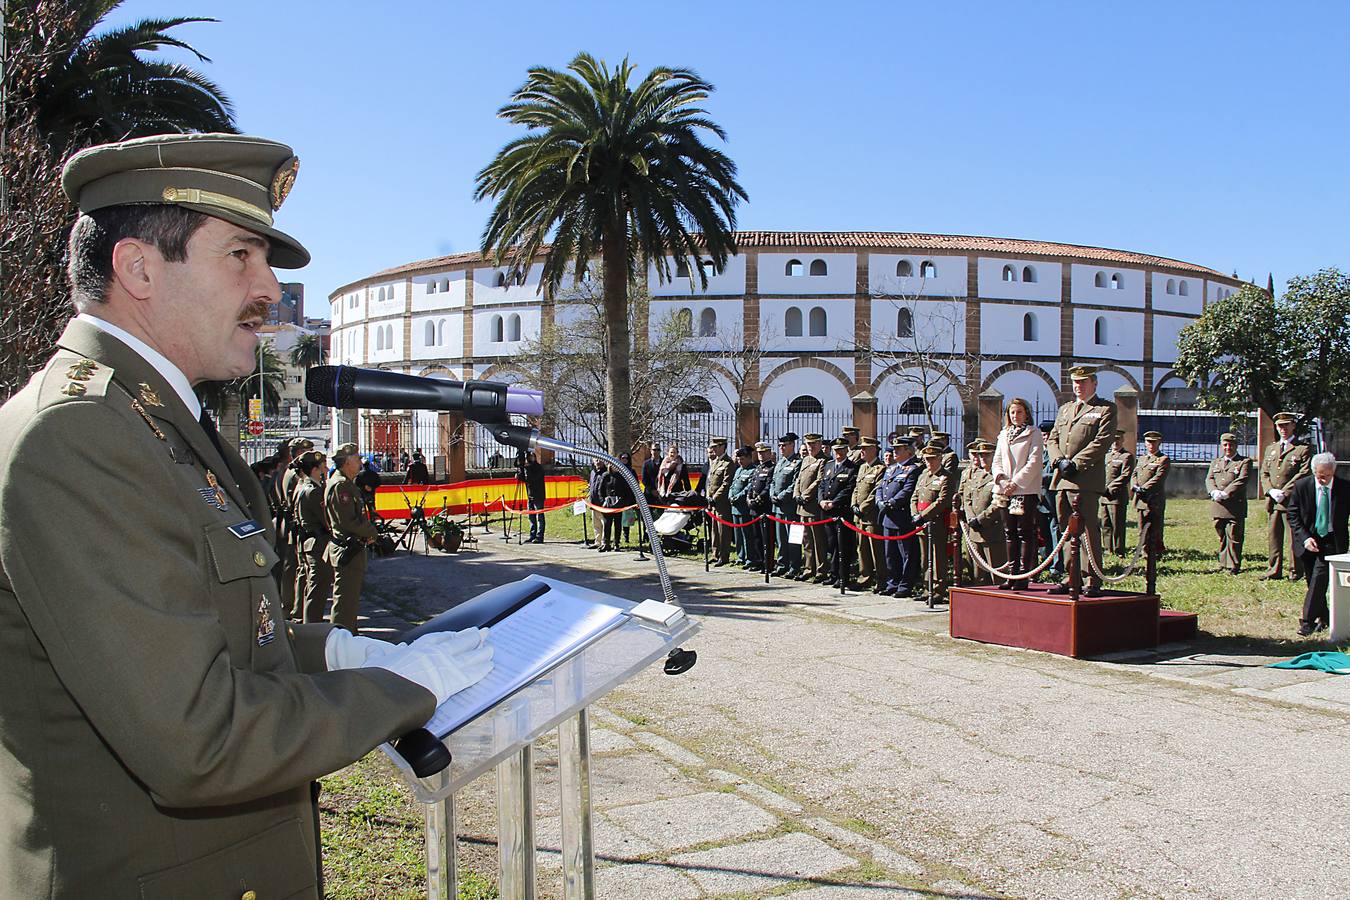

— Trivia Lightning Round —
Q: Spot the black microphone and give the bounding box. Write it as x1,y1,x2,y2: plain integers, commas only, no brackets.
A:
305,366,543,425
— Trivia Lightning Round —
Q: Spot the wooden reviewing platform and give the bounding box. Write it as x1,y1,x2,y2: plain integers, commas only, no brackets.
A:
949,582,1195,658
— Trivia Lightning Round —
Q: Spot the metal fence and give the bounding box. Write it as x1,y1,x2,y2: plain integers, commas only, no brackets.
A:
359,412,442,473
1137,410,1258,461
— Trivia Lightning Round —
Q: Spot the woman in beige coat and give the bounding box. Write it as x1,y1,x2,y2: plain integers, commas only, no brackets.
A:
991,397,1044,589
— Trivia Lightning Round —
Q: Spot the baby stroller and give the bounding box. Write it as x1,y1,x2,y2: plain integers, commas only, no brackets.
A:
652,490,707,554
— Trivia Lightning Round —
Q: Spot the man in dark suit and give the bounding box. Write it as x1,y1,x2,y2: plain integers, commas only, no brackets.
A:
1287,452,1350,636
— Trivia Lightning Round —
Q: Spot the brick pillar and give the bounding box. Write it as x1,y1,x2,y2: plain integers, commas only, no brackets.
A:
1114,386,1139,453
737,399,761,447
965,254,982,398
851,392,877,439
1142,271,1155,399
978,388,1004,441
854,254,871,389
439,411,466,483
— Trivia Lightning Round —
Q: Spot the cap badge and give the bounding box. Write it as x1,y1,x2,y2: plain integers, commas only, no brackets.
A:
270,156,299,210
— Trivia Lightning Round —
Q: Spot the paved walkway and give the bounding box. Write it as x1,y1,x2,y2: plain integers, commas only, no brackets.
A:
355,529,1350,899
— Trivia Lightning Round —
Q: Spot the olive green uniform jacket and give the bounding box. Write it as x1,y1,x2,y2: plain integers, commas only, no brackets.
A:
1103,447,1136,504
0,320,433,900
1132,452,1171,516
1046,397,1118,493
1206,455,1251,520
1260,440,1312,512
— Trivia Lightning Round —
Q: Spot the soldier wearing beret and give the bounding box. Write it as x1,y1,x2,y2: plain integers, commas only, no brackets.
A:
914,446,955,600
292,450,334,622
1046,365,1117,595
1100,430,1135,558
1207,432,1252,574
1260,411,1313,580
850,437,888,591
1131,431,1171,551
0,134,493,899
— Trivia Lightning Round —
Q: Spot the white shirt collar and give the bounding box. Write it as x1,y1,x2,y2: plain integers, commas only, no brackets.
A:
76,313,200,418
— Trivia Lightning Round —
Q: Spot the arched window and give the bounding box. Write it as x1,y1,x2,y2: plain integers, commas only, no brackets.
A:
439,278,450,292
436,319,445,345
1094,317,1108,344
1109,273,1122,290
897,307,914,338
698,307,717,337
1023,266,1036,283
785,306,803,337
785,259,803,277
507,314,521,342
1094,271,1107,288
427,280,437,294
424,321,435,345
1002,265,1016,282
920,260,937,278
374,327,383,351
899,397,927,415
675,258,690,279
677,395,713,413
787,395,823,414
1178,280,1189,296
674,307,693,337
377,287,386,302
808,306,827,336
491,315,504,342
385,324,393,348
897,259,913,277
495,271,507,288
1165,278,1176,295
1023,312,1038,342
809,259,828,276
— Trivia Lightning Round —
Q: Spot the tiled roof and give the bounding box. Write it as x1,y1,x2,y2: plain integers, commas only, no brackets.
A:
338,231,1233,295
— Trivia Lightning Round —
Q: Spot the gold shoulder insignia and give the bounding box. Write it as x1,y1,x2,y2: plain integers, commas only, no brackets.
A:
60,382,87,397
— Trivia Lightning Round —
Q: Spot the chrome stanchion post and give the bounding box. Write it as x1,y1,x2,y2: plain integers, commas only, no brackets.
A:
425,771,456,900
496,705,536,900
557,708,595,899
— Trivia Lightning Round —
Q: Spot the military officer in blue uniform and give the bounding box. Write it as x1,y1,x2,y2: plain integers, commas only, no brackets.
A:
877,437,922,596
771,432,803,578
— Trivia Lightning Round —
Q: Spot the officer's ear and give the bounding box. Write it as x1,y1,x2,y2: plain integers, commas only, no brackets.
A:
109,238,154,302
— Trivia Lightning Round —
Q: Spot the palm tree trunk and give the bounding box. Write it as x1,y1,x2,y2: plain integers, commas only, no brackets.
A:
602,233,632,455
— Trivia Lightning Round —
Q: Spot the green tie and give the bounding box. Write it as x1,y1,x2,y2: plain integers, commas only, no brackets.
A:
1316,484,1331,537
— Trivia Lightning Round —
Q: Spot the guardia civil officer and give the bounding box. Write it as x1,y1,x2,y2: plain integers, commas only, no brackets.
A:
1206,432,1251,574
1046,365,1117,596
1260,411,1313,580
728,445,761,568
748,441,776,569
292,450,334,623
0,133,493,900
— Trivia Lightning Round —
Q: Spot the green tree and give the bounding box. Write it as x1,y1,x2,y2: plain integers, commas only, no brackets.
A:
1,0,236,399
474,53,746,453
1174,268,1350,427
289,332,324,370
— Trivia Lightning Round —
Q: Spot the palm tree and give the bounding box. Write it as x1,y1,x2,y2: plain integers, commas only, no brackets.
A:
289,332,324,370
31,0,237,146
475,53,746,454
195,342,285,416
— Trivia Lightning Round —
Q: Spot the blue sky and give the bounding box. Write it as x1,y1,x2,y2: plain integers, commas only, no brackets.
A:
109,0,1349,316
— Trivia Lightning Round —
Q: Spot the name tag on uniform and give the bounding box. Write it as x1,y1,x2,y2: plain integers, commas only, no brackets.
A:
1083,412,1101,422
228,519,265,539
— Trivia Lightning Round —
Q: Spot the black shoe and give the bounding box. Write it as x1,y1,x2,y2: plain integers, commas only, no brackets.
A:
1083,586,1102,598
713,560,727,568
1053,581,1073,593
1316,620,1329,632
1297,622,1316,637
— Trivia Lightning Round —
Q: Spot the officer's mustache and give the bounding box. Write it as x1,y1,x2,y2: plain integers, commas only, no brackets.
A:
238,301,269,324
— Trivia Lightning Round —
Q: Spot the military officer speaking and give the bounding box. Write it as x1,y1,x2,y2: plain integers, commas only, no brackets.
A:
1045,365,1118,596
1260,411,1313,580
1207,432,1252,574
0,133,496,899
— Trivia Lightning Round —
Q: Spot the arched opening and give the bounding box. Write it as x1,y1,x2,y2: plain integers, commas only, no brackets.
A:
677,395,713,414
424,321,435,345
1023,312,1038,342
491,315,504,342
374,327,383,351
897,307,914,338
427,280,437,294
808,306,827,337
787,395,824,414
439,278,450,292
385,324,394,348
809,259,828,276
698,308,717,337
377,287,386,301
437,319,445,345
1023,265,1036,283
495,271,507,288
1178,280,1189,296
1165,278,1176,295
897,259,913,277
899,397,927,415
1110,273,1122,290
1094,271,1106,288
920,260,937,278
785,258,803,277
507,314,521,342
785,306,803,337
1094,316,1107,345
674,307,693,337
675,258,690,279
1002,265,1016,282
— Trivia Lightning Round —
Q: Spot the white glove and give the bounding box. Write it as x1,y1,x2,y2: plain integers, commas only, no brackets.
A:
1269,489,1286,503
1210,490,1224,501
1220,491,1230,500
325,629,399,670
368,629,494,706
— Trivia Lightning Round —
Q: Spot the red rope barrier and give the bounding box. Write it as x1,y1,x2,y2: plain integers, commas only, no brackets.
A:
703,509,764,528
838,518,924,541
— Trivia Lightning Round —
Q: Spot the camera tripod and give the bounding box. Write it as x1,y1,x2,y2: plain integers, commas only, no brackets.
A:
394,488,434,555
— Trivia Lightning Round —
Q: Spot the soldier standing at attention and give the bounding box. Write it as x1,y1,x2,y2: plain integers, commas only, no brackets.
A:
325,442,379,632
771,433,802,578
961,440,1006,584
850,437,888,592
748,441,776,569
279,436,314,617
703,438,734,567
1101,429,1135,558
878,438,922,596
793,433,827,582
914,445,955,601
1131,431,1171,552
1046,365,1117,596
0,133,493,899
1260,411,1313,580
728,446,758,568
930,431,961,484
1207,432,1251,574
908,425,928,451
842,425,863,463
818,438,858,587
292,450,334,623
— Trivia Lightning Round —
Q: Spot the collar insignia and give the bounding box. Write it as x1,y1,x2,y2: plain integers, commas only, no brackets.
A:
138,383,164,407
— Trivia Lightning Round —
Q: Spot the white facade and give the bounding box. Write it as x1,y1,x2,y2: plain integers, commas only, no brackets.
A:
868,254,967,298
977,259,1062,302
757,253,857,295
1071,263,1145,309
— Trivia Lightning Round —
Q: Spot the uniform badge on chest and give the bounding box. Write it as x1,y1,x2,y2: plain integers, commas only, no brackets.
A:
256,594,276,647
198,471,229,511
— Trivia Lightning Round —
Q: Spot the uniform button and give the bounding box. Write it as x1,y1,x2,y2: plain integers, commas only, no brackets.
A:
241,892,257,900
253,552,267,567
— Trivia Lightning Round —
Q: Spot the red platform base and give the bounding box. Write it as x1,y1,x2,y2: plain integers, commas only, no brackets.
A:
949,582,1163,658
1158,609,1198,643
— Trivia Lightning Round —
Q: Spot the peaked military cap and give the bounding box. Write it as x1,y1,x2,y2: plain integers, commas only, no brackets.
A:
965,440,982,453
890,437,913,449
1273,411,1298,425
907,426,926,436
332,442,360,462
842,426,860,436
859,436,881,448
777,432,799,443
802,432,824,442
921,446,943,458
707,437,727,449
831,438,849,449
1068,365,1098,380
1220,432,1239,443
1142,430,1163,440
61,133,310,268
288,437,314,452
973,440,996,453
754,441,772,452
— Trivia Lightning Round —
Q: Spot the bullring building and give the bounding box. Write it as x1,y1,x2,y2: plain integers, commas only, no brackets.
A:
328,231,1243,458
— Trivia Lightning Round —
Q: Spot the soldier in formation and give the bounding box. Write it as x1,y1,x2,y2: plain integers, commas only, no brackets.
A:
771,433,803,579
914,445,955,600
291,450,334,623
1207,432,1251,574
793,433,829,582
728,445,762,569
703,438,734,567
1131,430,1171,552
960,439,1006,584
850,437,888,592
878,438,922,596
817,438,858,587
1260,411,1312,581
325,442,380,633
1101,429,1135,557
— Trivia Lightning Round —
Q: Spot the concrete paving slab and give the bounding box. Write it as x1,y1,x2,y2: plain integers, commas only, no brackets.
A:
588,727,637,753
669,831,857,895
790,885,928,899
604,791,779,851
594,859,704,899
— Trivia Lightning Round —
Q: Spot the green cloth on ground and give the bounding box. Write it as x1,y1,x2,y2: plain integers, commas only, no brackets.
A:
1269,651,1350,674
